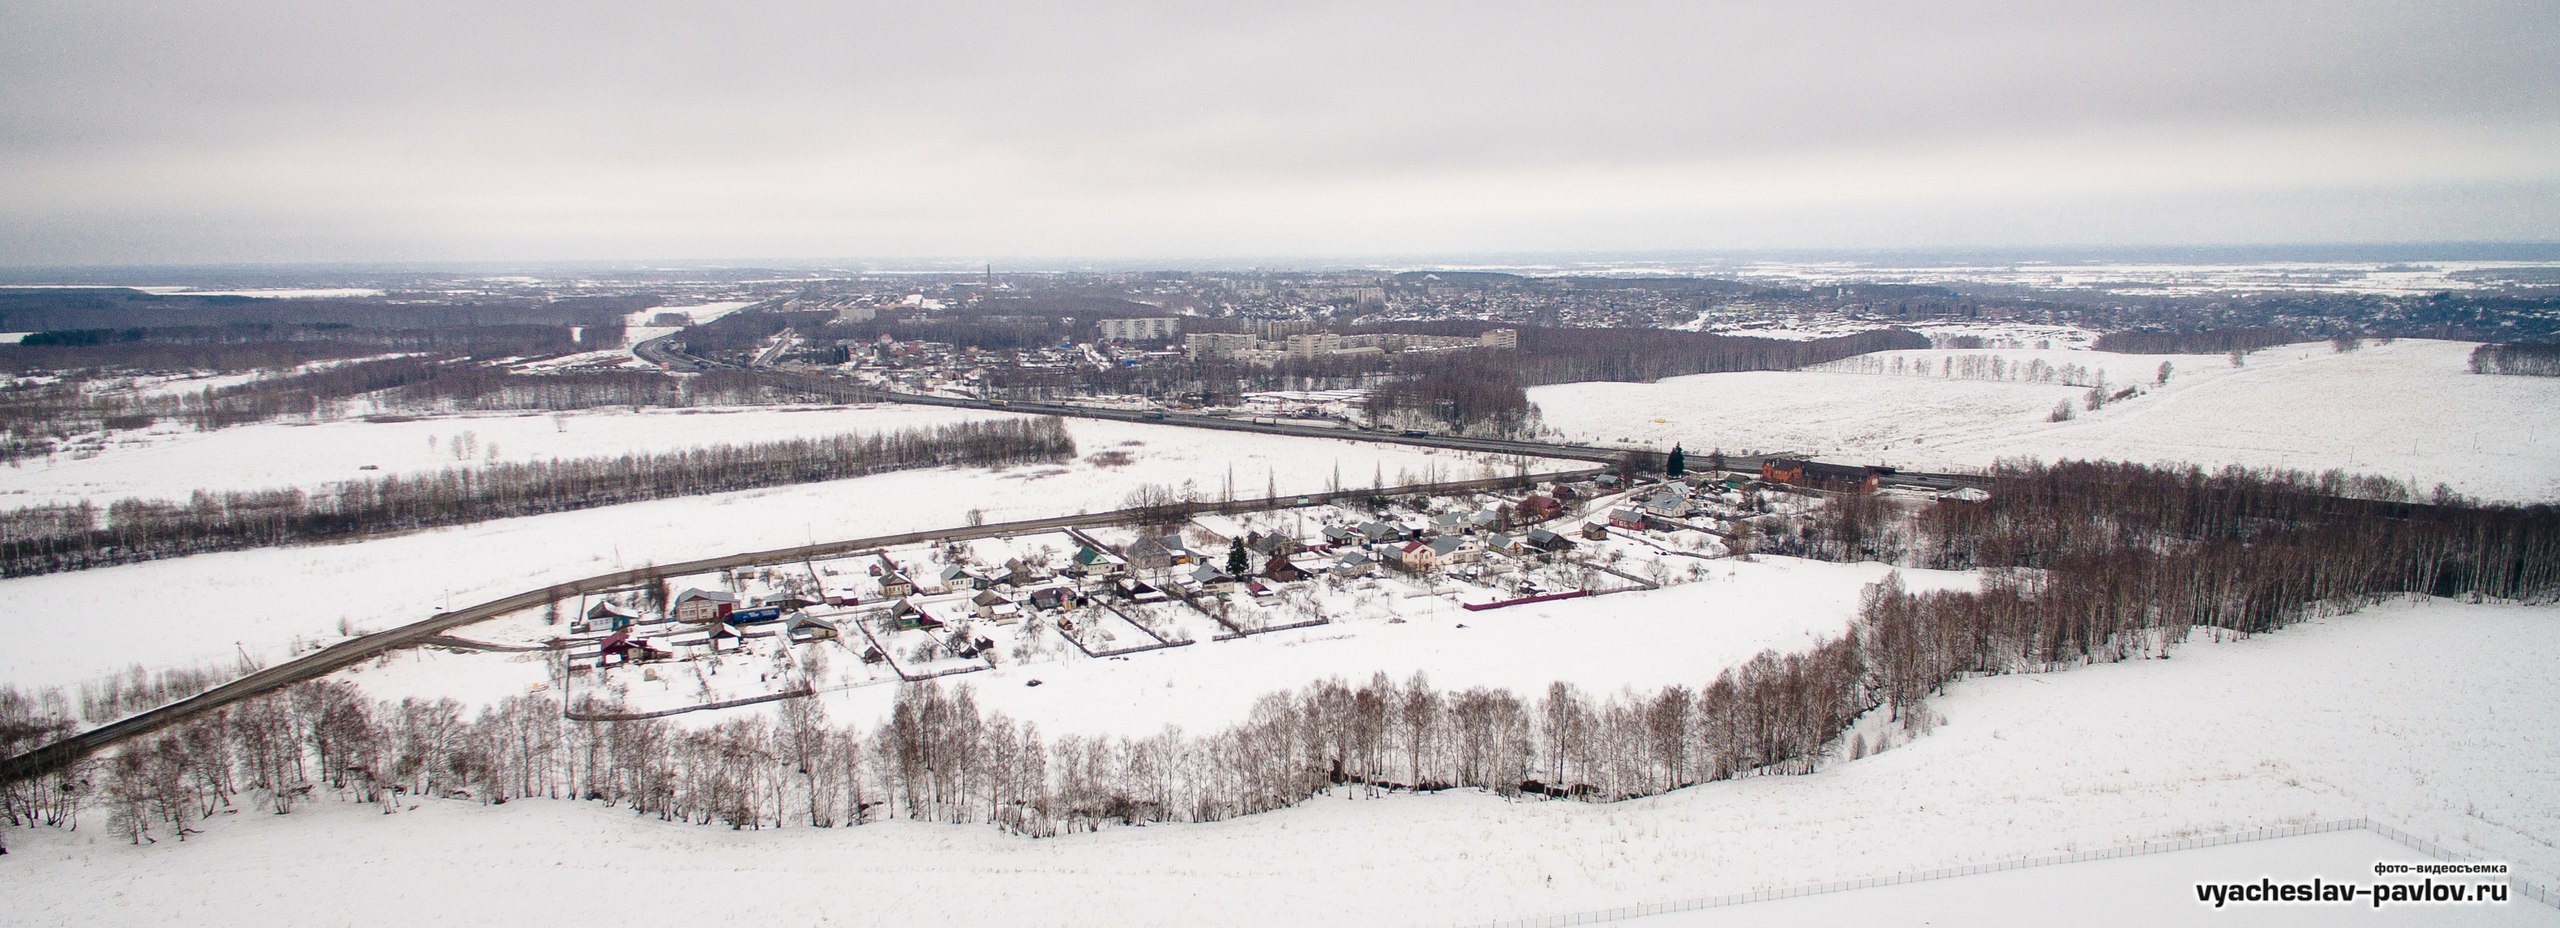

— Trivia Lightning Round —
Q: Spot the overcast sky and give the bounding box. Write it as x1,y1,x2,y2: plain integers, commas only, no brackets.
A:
2,0,2554,266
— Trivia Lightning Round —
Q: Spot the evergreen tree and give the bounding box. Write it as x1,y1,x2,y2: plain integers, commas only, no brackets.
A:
1666,444,1686,478
1226,538,1249,576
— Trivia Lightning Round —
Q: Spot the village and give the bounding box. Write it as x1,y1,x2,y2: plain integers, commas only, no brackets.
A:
508,464,1905,718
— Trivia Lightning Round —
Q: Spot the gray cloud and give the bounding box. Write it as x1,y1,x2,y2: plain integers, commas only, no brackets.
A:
2,0,2553,264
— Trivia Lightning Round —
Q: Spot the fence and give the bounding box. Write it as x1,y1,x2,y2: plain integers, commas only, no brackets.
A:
562,687,814,722
2366,818,2560,909
1461,590,1591,612
1457,816,2558,928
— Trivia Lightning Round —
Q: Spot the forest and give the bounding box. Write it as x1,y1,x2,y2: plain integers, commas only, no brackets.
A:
0,417,1075,578
2090,327,2297,354
1362,355,1539,436
5,457,2551,850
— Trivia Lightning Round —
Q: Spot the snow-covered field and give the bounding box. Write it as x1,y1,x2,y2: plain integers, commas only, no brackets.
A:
619,300,752,348
1532,339,2560,503
10,598,2552,927
3,404,1004,506
0,412,1557,689
1641,830,2551,928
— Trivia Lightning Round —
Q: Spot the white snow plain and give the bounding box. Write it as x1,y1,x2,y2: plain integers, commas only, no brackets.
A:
0,409,1557,689
1531,339,2560,503
7,598,2552,927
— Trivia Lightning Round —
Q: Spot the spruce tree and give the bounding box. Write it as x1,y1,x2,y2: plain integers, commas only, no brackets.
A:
1227,538,1249,576
1666,444,1686,478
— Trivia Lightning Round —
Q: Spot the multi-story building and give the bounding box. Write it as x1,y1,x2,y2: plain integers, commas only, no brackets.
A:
1284,333,1339,359
1252,318,1319,340
1099,317,1181,342
1183,332,1259,360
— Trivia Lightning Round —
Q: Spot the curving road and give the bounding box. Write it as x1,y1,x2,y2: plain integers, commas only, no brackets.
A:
0,468,1599,780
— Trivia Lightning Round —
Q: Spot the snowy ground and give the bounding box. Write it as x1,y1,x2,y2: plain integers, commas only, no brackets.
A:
9,598,2552,927
1531,339,2560,503
1,404,1004,506
0,413,1559,690
619,300,752,349
1641,830,2552,928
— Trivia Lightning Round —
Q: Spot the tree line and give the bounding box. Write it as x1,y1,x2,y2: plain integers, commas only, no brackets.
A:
1781,460,2558,664
0,639,1869,849
0,417,1075,578
2469,343,2560,377
2091,327,2296,354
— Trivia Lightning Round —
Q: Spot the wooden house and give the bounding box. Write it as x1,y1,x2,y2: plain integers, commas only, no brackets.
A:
671,588,738,624
1760,458,1893,492
598,630,667,666
1246,531,1303,559
1187,561,1236,593
1428,534,1482,564
939,564,987,592
1026,584,1079,612
971,589,1024,624
1519,494,1565,520
1639,489,1691,518
783,614,839,644
1398,540,1439,572
1123,536,1176,571
579,600,638,634
1071,545,1126,576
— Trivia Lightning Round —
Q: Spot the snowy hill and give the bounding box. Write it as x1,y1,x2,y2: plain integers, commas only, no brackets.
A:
1530,339,2560,503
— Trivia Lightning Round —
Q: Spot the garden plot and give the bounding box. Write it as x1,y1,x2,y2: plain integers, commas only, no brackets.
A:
1056,603,1168,657
1207,585,1331,633
572,636,833,715
858,599,998,679
1110,598,1227,645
